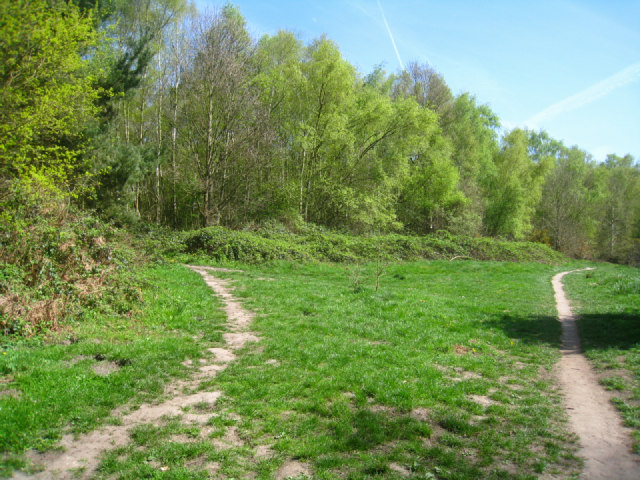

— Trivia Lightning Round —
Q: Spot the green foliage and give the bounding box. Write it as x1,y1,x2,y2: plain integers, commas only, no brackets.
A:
182,224,564,265
54,1,636,265
398,133,466,233
485,129,547,239
593,155,640,262
184,227,310,263
441,93,500,213
96,0,191,107
535,144,594,256
0,0,102,195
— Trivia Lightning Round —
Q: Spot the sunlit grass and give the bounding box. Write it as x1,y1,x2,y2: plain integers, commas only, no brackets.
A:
1,260,586,479
182,260,580,479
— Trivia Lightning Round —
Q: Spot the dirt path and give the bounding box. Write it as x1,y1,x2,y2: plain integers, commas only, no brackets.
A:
13,266,259,480
553,269,640,479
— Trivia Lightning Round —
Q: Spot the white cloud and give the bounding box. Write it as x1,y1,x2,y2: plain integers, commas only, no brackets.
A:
525,61,640,127
376,0,405,71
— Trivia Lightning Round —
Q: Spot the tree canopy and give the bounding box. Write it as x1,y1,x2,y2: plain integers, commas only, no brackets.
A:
1,2,638,263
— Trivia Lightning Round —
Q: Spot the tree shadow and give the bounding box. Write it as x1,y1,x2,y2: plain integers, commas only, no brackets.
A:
484,313,563,348
331,407,431,452
484,312,640,352
576,313,640,352
323,405,481,477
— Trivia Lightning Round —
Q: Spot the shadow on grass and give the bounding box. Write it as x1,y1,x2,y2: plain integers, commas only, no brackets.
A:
577,313,640,352
332,408,432,452
486,312,640,353
485,314,562,348
321,406,481,478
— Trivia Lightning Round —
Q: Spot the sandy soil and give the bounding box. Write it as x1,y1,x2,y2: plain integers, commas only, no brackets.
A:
553,269,640,479
13,265,259,480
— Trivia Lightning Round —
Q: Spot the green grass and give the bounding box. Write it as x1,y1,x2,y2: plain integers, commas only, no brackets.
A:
2,260,585,479
562,264,640,453
106,260,579,479
0,263,227,476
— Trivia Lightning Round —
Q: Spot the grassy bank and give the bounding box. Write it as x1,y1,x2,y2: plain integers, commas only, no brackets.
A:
562,264,640,453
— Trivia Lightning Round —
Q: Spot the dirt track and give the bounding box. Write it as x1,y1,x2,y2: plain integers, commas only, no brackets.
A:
553,269,639,479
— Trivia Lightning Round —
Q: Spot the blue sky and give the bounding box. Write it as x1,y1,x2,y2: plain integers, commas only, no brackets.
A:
195,0,640,161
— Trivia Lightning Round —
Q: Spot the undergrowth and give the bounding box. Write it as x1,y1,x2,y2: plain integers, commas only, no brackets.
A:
182,223,565,265
0,184,141,336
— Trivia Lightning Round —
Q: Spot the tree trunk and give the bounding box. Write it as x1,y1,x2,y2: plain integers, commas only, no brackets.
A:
299,149,306,216
171,84,178,227
155,91,162,224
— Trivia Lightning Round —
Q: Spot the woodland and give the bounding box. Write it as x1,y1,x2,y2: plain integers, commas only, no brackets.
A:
2,0,639,254
1,0,639,334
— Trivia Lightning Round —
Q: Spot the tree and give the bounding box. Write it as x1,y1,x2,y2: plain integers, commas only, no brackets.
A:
252,30,305,219
179,6,271,226
398,133,465,233
595,155,640,261
536,145,594,255
0,0,101,195
439,93,500,234
392,61,454,115
485,129,547,239
95,0,191,116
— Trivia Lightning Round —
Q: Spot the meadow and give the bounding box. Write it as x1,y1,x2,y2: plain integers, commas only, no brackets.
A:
2,259,610,479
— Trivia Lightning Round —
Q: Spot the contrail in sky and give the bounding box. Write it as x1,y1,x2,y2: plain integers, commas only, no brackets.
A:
526,61,640,126
377,0,405,71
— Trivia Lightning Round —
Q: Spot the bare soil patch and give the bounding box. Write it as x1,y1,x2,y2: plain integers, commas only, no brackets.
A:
274,459,312,479
91,360,120,376
553,269,640,479
410,407,430,421
469,394,495,407
0,388,21,399
255,444,274,458
389,462,412,476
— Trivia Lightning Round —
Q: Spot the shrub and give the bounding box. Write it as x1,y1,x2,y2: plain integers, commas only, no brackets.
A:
181,223,564,265
0,182,140,336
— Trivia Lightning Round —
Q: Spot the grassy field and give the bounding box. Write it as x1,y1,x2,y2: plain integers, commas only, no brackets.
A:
562,264,640,453
1,259,591,479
